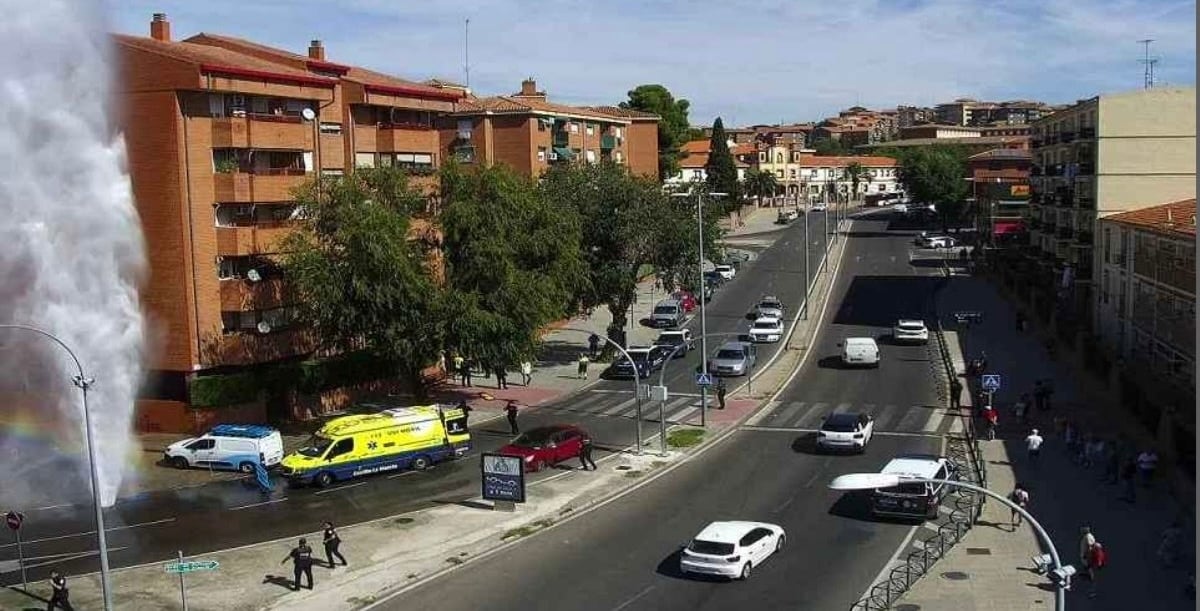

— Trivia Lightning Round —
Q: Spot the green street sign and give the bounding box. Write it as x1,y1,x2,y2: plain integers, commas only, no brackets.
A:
165,560,219,574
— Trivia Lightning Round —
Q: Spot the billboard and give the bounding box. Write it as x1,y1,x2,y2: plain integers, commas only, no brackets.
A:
481,453,526,503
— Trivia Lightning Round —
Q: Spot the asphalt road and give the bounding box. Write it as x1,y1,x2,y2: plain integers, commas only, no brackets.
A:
381,210,953,611
0,212,831,585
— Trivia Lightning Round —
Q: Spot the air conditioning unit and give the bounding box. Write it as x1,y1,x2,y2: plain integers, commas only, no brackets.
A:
457,130,472,140
548,152,558,161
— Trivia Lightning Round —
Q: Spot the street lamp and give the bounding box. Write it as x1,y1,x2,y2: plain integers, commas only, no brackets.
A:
829,473,1069,611
563,327,646,456
0,324,113,611
671,190,726,429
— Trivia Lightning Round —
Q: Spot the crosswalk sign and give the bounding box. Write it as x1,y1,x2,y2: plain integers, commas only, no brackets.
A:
981,374,1001,392
695,372,714,387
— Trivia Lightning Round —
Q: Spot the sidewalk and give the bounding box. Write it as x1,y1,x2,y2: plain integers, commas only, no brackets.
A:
894,274,1195,610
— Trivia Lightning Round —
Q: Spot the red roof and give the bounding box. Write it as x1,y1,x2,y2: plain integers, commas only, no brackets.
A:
456,96,629,121
115,34,337,88
1106,200,1196,238
586,106,660,121
681,140,710,154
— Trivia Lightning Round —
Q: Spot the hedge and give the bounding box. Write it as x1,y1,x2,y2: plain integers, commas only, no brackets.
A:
188,371,260,408
190,351,401,408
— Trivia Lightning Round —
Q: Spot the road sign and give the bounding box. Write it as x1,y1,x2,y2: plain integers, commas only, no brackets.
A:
650,385,668,402
695,372,714,387
981,374,1001,392
480,453,526,504
5,512,22,531
954,311,983,324
164,560,219,574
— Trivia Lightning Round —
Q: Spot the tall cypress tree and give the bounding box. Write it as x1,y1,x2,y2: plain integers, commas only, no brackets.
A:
704,117,741,210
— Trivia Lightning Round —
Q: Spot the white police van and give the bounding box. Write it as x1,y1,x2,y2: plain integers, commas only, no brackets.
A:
164,424,284,473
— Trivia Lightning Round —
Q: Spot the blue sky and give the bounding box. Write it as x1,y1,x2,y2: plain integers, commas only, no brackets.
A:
108,0,1196,126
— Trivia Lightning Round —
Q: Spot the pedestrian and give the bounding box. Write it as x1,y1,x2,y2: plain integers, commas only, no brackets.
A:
459,357,473,387
1079,526,1096,577
1119,456,1137,502
1136,449,1159,486
1025,428,1044,462
949,377,963,409
322,521,346,568
1008,483,1030,529
47,571,73,611
450,352,463,378
588,333,600,359
579,436,597,471
281,537,315,591
1087,541,1107,598
494,364,508,390
519,360,533,386
1158,521,1184,567
716,378,727,410
983,406,998,440
1084,435,1103,469
456,399,472,426
577,353,589,379
1013,394,1028,424
505,400,519,435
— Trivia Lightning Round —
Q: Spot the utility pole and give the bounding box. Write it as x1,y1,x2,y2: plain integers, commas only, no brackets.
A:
1138,39,1157,89
464,19,471,90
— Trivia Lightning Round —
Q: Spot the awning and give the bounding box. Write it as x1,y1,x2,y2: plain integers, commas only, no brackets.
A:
553,147,574,159
993,220,1024,235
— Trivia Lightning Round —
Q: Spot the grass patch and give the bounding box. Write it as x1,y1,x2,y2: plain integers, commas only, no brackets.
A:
624,470,645,478
501,519,555,541
667,429,705,448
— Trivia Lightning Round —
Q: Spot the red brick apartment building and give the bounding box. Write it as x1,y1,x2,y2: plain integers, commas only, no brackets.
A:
443,78,660,179
116,14,461,431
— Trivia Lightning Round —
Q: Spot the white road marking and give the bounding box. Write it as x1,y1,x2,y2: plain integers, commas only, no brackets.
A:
387,471,419,479
314,482,367,495
0,518,176,548
803,471,823,488
230,497,289,511
612,585,656,611
920,407,947,433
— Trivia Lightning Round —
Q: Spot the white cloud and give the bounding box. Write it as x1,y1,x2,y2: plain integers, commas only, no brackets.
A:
111,0,1195,125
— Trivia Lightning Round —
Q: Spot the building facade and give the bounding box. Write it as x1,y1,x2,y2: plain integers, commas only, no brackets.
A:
935,98,1054,126
966,148,1031,245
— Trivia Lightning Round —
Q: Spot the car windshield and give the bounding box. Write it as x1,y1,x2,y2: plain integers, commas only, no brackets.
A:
899,321,925,330
657,334,683,345
629,352,650,363
716,349,743,359
760,301,781,310
823,416,857,432
297,434,334,458
654,306,677,315
753,321,778,329
716,265,731,271
688,539,735,556
512,429,556,447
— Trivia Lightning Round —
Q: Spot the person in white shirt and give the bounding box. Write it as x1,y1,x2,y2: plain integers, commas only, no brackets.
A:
1025,428,1044,461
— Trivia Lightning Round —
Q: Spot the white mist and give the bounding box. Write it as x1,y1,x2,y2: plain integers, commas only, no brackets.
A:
0,0,146,508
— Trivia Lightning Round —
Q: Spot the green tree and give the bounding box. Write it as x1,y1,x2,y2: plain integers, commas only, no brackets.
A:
620,84,693,180
280,168,443,396
743,169,779,206
812,138,851,156
844,161,866,203
438,162,588,369
894,146,969,229
704,117,741,209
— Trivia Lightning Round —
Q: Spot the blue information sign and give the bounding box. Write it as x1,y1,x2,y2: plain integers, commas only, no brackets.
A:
981,374,1001,392
481,453,526,503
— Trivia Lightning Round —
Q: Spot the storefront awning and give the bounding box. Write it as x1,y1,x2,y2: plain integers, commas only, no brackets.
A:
993,220,1024,235
553,147,574,159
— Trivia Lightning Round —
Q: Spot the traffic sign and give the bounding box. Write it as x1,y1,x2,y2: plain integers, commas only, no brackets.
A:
5,511,23,531
164,560,219,574
695,372,714,387
954,311,983,324
981,374,1001,392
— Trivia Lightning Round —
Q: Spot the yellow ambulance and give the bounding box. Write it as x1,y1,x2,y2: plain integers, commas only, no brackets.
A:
280,404,471,487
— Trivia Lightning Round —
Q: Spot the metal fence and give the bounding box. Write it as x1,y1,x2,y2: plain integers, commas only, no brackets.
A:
848,306,988,610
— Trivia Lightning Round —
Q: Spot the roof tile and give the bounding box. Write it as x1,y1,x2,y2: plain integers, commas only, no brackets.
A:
114,34,331,82
1105,200,1197,237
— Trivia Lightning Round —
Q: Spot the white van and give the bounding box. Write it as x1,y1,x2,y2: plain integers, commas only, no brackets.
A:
164,424,284,473
871,454,956,520
841,337,880,367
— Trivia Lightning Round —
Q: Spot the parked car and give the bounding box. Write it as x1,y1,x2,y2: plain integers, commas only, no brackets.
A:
776,209,799,224
165,424,284,472
891,203,909,214
654,329,696,358
871,454,957,520
714,264,737,280
498,425,591,472
607,345,671,378
810,202,828,212
919,235,956,248
672,290,697,313
703,270,726,287
700,283,715,302
680,521,786,580
708,341,757,376
748,316,784,343
650,299,685,328
753,295,785,320
893,319,929,344
840,337,880,367
817,412,875,453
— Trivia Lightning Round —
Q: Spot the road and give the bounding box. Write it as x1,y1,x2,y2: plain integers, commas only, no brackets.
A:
0,212,831,585
381,210,960,611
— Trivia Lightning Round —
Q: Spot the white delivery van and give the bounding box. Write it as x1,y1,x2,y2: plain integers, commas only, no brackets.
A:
164,424,284,473
841,337,880,367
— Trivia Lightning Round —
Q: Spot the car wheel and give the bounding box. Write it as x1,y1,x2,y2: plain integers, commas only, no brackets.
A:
314,471,334,488
238,461,255,474
171,456,190,470
775,534,786,553
740,562,752,580
411,455,432,471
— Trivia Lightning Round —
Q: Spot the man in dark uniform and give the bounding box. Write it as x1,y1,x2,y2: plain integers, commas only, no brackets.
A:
47,571,72,611
588,333,600,358
322,521,346,568
949,377,964,409
281,537,314,590
505,400,520,435
716,379,727,410
579,436,597,471
456,399,473,426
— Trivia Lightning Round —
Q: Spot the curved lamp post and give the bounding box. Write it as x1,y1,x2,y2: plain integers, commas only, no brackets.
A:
561,327,645,456
829,473,1067,611
0,324,112,611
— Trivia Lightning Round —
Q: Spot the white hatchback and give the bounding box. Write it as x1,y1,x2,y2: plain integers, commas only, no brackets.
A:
893,319,929,344
680,521,786,580
714,264,736,280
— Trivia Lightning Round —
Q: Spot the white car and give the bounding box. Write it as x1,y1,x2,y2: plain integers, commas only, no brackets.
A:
891,203,909,214
753,296,785,320
841,337,880,367
921,235,956,248
653,329,696,358
810,202,828,212
817,412,875,453
893,319,929,344
680,521,786,580
748,316,784,343
714,264,736,280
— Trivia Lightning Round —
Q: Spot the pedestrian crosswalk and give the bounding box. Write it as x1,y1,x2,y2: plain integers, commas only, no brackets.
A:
543,390,716,425
751,400,964,436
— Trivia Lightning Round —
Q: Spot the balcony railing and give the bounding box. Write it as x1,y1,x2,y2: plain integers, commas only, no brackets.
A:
211,115,313,149
219,278,291,311
213,172,308,202
216,225,292,256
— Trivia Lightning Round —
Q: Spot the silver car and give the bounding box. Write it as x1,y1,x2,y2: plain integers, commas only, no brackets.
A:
753,296,785,320
708,341,757,376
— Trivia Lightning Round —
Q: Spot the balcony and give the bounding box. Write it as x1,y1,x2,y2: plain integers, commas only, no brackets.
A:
552,131,570,147
1031,137,1043,147
199,326,314,368
375,123,439,153
1045,133,1059,145
211,115,313,149
215,224,292,256
1079,126,1096,139
452,145,476,164
1158,263,1197,295
600,134,617,150
213,171,308,203
219,278,291,311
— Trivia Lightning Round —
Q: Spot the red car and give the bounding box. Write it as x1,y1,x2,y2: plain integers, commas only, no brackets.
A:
673,291,697,313
499,425,590,472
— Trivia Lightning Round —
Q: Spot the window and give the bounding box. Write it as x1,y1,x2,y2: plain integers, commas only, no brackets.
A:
186,439,215,451
457,119,473,132
789,169,797,179
776,170,784,178
758,152,766,163
586,124,595,136
792,152,800,162
585,149,596,163
325,438,354,460
355,152,376,168
776,153,783,163
537,147,547,162
569,122,579,133
688,540,735,556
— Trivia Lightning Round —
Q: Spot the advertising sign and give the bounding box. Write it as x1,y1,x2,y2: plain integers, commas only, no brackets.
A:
481,453,526,503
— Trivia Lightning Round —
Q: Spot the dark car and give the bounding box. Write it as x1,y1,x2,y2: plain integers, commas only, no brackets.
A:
608,345,671,378
499,425,590,472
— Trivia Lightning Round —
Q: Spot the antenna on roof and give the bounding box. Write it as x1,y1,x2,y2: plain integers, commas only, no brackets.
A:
1138,39,1158,89
464,18,471,90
